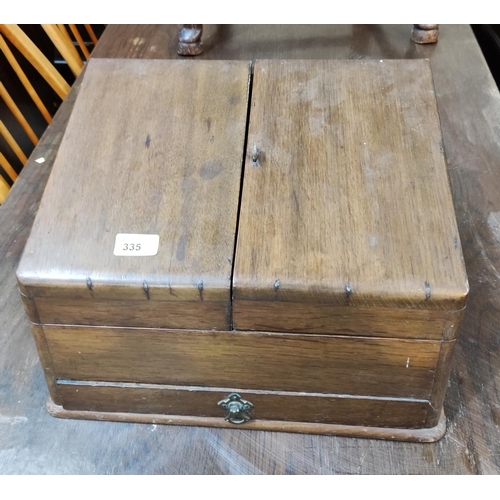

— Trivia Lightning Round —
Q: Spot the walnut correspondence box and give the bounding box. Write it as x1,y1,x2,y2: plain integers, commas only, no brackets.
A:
17,58,468,442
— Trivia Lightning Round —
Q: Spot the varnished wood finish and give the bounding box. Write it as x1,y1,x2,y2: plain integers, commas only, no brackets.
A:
2,25,500,473
29,323,61,405
427,339,457,425
48,399,447,443
34,297,230,330
54,381,431,429
233,301,464,340
17,59,251,330
234,59,467,311
43,325,441,399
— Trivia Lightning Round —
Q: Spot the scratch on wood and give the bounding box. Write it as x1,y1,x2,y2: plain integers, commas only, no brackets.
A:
424,281,431,300
198,280,204,301
345,283,352,305
168,281,178,297
143,280,150,300
292,190,300,214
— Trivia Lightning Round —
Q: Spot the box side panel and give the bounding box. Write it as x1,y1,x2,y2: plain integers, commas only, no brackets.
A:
426,339,457,427
43,325,440,399
233,300,465,340
35,297,230,330
29,323,61,405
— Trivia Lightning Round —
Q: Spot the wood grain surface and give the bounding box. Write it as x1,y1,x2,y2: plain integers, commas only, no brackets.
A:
233,300,464,340
1,24,500,474
42,325,441,399
16,58,251,330
48,399,446,443
234,59,467,312
55,381,431,429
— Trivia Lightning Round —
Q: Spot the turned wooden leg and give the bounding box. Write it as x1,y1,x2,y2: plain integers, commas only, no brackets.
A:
178,24,203,56
411,25,439,44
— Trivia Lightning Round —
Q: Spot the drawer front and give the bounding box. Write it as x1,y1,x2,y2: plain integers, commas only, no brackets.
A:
44,325,440,399
55,381,430,429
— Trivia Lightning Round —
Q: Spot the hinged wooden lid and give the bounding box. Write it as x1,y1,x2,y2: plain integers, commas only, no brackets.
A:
17,59,251,330
233,60,468,332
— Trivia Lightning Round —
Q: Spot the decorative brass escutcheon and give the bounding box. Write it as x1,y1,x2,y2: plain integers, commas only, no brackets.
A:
217,393,253,424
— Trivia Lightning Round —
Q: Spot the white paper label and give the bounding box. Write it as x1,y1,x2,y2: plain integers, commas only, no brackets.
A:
113,234,159,256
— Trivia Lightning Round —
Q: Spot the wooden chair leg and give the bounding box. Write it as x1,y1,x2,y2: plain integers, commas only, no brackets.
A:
178,25,203,56
411,25,439,44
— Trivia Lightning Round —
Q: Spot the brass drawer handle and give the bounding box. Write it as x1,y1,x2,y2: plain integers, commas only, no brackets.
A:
218,393,253,424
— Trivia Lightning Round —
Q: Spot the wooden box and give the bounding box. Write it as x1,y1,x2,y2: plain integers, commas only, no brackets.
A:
17,58,468,442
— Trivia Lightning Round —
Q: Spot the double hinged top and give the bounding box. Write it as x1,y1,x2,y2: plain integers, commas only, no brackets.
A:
17,58,468,338
17,58,251,330
233,59,468,335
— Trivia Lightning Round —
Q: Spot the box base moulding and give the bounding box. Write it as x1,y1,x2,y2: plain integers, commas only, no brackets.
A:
46,397,446,443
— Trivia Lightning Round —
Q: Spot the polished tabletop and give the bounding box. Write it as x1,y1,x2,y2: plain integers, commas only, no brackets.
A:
1,25,499,474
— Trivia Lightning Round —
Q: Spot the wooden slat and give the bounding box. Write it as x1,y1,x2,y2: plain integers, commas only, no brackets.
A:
42,24,83,77
43,325,442,399
0,82,38,145
69,24,90,58
0,34,51,124
57,24,85,64
0,120,28,164
0,174,10,204
84,24,98,45
0,152,18,182
0,24,70,100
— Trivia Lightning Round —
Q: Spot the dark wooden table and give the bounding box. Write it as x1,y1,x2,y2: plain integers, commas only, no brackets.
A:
1,25,500,474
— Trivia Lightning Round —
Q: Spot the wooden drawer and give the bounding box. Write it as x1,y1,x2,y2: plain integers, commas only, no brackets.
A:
55,381,431,429
44,325,442,399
